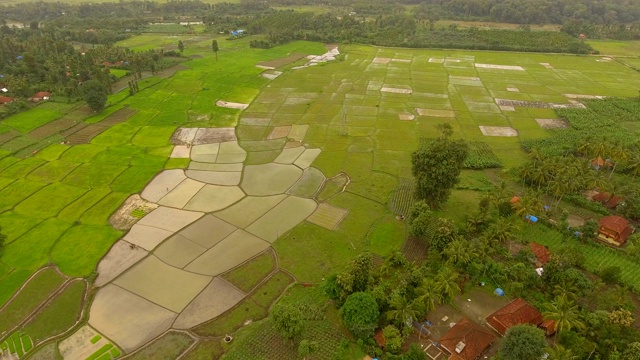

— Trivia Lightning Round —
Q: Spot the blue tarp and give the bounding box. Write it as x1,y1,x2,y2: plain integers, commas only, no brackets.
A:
525,215,538,223
494,288,505,296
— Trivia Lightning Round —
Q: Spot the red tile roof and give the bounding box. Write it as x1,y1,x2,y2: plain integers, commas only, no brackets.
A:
374,330,386,348
599,215,631,235
530,243,551,265
0,96,14,104
540,319,556,336
31,91,51,98
485,298,543,335
592,192,624,209
438,318,495,360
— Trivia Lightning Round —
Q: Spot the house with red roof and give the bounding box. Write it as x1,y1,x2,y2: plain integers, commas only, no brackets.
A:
438,318,495,360
598,215,634,246
592,192,624,209
530,243,551,266
29,91,51,102
485,298,543,335
0,96,15,105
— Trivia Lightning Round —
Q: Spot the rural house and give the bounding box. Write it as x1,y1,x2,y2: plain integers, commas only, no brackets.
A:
0,96,15,105
598,215,634,246
592,192,624,209
485,298,543,335
438,318,495,360
530,243,551,266
29,91,51,102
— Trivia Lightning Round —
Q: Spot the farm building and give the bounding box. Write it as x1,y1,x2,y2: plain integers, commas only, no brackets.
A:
373,329,386,349
29,91,51,102
592,192,624,209
598,215,634,246
0,96,15,105
485,298,543,335
540,319,556,336
438,318,495,360
530,243,551,266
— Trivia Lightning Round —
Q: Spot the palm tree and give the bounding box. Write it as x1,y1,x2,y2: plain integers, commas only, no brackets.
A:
415,278,442,314
489,181,509,209
625,151,640,179
513,191,544,219
435,267,461,302
608,141,629,180
546,345,577,360
386,293,420,333
542,294,585,340
443,239,475,266
485,217,517,246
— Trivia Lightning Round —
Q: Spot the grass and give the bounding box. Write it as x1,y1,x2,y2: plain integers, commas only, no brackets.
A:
50,225,122,277
367,213,406,256
21,280,86,343
182,340,224,360
124,331,194,360
222,251,276,293
586,40,640,57
0,268,65,335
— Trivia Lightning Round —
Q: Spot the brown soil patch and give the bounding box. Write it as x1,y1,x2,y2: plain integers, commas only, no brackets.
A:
194,128,237,144
156,64,190,79
307,203,348,230
535,118,568,129
100,107,137,126
65,124,109,145
29,119,78,139
479,126,518,137
267,126,291,140
0,130,21,145
402,236,428,264
60,122,90,138
109,194,159,231
258,53,307,69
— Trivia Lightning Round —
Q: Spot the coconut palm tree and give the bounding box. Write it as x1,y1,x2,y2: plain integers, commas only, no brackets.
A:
486,217,517,246
625,151,640,179
435,267,461,302
546,345,577,360
608,141,629,180
543,294,585,340
386,293,420,333
443,239,475,266
415,278,442,314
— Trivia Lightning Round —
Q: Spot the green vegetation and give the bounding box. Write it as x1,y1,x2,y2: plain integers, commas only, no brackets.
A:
124,331,194,360
21,281,86,343
0,268,65,333
222,251,276,293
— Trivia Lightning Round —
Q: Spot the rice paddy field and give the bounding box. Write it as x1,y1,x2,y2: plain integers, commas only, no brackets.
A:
2,32,640,358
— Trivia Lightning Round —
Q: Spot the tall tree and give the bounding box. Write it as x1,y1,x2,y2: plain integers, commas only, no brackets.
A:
177,40,184,53
271,304,304,340
435,267,460,302
546,345,577,360
298,340,318,360
543,294,585,338
81,79,107,112
211,39,219,61
411,130,469,209
386,293,419,334
415,278,442,313
499,325,546,360
341,292,379,339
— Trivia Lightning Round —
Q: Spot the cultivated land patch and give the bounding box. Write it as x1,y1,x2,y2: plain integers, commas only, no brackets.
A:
479,126,519,137
535,118,568,129
307,203,349,230
6,38,640,358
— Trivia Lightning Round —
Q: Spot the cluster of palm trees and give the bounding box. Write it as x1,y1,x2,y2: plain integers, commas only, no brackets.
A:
376,257,462,335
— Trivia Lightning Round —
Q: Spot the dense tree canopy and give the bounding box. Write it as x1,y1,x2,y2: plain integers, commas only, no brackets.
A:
81,79,107,113
411,135,469,209
341,292,380,339
499,325,547,360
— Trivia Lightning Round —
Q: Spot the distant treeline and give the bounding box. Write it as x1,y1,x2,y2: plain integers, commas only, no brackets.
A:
246,12,593,54
2,0,640,26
